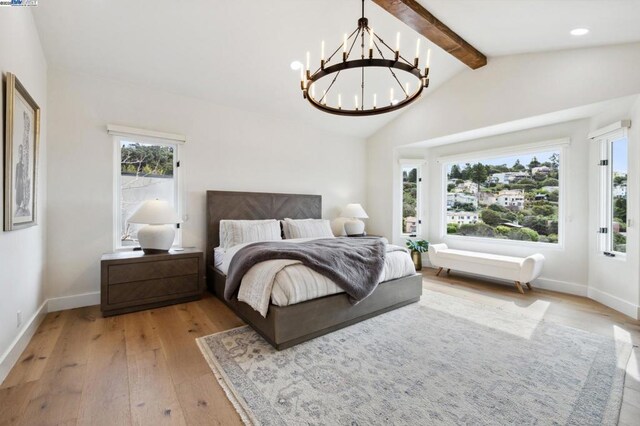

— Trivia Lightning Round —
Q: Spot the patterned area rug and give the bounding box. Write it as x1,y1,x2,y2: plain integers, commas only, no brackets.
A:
197,290,632,425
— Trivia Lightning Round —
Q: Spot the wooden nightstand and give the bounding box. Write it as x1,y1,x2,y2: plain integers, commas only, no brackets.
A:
100,248,204,317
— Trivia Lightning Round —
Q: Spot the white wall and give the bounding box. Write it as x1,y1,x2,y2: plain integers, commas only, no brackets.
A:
366,43,640,317
46,69,366,300
367,43,640,239
0,9,48,378
421,120,590,295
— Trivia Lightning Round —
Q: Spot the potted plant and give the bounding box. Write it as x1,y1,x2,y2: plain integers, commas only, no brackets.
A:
406,239,429,271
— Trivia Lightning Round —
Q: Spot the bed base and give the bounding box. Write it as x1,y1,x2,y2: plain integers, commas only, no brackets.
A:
208,265,422,350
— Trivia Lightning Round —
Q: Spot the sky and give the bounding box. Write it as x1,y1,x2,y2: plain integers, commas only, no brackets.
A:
612,139,628,174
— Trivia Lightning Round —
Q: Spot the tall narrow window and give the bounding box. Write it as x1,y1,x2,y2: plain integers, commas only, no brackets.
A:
598,131,628,254
114,137,181,250
401,161,422,236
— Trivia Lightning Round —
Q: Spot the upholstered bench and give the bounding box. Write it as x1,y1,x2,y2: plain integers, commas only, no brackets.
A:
428,243,545,294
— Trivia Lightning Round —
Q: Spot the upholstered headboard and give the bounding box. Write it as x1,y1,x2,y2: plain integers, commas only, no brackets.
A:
205,190,322,267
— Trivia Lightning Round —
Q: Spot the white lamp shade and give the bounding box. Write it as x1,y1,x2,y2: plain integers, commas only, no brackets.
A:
340,203,369,219
128,199,181,225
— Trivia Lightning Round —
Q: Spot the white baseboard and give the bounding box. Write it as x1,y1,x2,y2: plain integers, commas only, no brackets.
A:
534,277,588,297
0,300,48,384
47,291,100,312
587,287,640,320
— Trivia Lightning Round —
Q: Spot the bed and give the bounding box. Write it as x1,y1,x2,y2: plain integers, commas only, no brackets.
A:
205,190,422,350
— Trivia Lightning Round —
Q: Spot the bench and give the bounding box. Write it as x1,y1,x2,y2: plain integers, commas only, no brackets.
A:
428,243,545,294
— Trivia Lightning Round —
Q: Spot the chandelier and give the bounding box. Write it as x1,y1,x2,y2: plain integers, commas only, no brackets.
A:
300,0,431,116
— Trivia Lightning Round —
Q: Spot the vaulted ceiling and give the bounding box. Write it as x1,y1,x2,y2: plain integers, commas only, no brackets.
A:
32,0,640,139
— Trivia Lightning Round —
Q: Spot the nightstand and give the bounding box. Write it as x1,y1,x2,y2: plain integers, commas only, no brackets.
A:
100,248,204,316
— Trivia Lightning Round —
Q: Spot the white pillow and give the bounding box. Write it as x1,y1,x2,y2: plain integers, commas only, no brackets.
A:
283,218,335,239
219,219,281,249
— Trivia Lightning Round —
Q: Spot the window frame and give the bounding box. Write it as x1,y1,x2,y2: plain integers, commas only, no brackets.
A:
111,132,184,252
438,139,568,248
399,159,424,238
595,128,628,258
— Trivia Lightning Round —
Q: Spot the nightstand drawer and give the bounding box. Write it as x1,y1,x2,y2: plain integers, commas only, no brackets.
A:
108,274,198,305
108,258,198,284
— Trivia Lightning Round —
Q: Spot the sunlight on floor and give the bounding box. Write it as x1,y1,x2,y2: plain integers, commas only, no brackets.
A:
614,325,637,371
422,290,551,340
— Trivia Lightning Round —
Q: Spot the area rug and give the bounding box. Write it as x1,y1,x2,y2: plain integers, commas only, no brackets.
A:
197,290,632,425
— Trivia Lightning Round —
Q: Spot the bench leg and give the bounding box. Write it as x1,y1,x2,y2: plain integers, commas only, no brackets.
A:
436,267,443,276
514,281,525,294
525,282,532,290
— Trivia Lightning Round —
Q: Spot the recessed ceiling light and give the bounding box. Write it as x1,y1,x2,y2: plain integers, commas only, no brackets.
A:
570,28,589,36
290,61,303,71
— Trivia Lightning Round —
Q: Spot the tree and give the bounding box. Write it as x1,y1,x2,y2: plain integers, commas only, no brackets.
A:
528,156,541,171
488,204,508,213
449,164,463,179
540,178,559,187
549,153,559,170
531,203,555,217
512,159,526,171
470,162,489,187
452,202,477,212
447,223,459,234
480,209,503,226
458,223,495,238
522,216,549,235
508,227,539,242
614,197,627,223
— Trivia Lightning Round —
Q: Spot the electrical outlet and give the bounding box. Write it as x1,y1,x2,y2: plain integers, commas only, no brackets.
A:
17,311,22,328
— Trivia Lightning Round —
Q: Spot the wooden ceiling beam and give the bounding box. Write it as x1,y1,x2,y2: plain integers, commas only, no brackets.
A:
372,0,487,69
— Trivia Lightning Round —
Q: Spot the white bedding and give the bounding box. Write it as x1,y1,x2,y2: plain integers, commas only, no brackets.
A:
215,238,416,317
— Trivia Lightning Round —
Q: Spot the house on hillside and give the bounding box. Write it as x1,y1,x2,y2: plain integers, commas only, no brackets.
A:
488,171,530,184
532,166,551,176
447,211,479,225
477,192,497,205
447,192,478,209
497,189,525,210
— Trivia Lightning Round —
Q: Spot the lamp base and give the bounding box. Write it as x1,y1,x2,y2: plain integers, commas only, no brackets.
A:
137,224,175,254
344,219,365,236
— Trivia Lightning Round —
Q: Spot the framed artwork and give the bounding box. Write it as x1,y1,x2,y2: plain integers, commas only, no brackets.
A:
3,72,40,231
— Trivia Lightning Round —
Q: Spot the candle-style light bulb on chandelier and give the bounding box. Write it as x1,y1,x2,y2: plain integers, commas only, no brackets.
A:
300,0,431,116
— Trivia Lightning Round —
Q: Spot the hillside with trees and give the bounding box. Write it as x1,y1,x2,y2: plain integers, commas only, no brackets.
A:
447,153,561,243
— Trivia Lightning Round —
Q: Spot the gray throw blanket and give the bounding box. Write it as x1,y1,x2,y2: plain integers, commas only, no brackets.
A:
225,237,387,304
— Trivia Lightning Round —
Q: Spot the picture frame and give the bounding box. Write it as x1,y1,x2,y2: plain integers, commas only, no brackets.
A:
3,72,40,231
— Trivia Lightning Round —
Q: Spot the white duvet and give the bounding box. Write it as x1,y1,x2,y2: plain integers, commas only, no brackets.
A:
216,238,416,317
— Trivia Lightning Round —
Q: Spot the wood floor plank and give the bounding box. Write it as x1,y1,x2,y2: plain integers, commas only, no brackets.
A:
1,311,70,389
76,315,131,426
19,306,100,426
127,348,187,426
124,310,162,357
175,373,242,426
3,278,640,426
149,306,211,386
0,382,36,425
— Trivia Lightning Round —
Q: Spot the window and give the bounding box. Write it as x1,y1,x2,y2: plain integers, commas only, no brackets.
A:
112,133,182,250
597,131,628,255
444,148,561,244
401,161,422,236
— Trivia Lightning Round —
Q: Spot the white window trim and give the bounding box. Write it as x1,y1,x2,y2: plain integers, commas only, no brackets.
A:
110,127,185,252
592,124,629,258
398,159,425,238
438,139,569,249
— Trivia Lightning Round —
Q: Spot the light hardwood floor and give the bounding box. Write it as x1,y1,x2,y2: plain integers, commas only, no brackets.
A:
1,270,639,425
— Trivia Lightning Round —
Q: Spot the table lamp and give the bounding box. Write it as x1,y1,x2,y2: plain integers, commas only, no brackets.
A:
128,199,181,254
340,203,369,236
